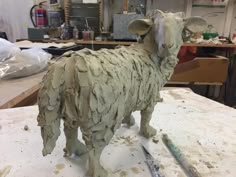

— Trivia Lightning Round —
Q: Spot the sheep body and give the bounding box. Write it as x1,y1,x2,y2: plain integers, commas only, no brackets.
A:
37,10,202,177
37,44,164,177
38,44,163,142
70,45,162,139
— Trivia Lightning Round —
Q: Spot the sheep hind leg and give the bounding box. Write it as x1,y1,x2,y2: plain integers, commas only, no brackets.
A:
122,114,135,127
63,125,87,157
140,105,157,138
86,144,108,177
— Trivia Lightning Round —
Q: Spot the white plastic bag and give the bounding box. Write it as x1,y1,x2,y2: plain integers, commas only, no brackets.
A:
0,38,21,62
0,48,52,80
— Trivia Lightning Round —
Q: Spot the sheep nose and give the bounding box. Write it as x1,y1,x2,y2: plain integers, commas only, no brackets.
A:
162,44,167,48
162,44,173,49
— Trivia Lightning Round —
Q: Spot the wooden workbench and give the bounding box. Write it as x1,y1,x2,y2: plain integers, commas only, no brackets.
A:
18,39,134,46
0,88,236,177
0,72,45,109
2,41,236,108
23,39,236,48
182,43,236,48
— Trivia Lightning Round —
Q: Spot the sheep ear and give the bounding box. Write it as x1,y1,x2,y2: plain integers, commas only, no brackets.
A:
175,12,185,18
156,10,164,16
184,17,207,33
128,19,153,36
146,9,165,18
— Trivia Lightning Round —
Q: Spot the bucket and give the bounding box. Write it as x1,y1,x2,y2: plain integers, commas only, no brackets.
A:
48,10,63,27
82,31,94,40
90,31,94,40
82,31,90,40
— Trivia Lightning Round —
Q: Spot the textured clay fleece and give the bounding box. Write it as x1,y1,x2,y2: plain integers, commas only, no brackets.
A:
37,9,206,177
38,44,163,143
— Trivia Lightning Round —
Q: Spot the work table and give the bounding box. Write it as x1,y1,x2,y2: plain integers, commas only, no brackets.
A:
0,88,236,177
2,40,236,109
17,39,134,46
182,43,236,48
19,39,236,48
0,72,45,109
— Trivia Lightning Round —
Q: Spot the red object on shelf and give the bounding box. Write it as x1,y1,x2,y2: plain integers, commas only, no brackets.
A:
233,34,236,39
177,46,197,64
35,7,48,27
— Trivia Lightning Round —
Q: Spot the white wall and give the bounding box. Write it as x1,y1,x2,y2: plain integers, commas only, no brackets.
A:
0,0,34,42
146,0,187,13
1,0,235,41
191,0,234,37
191,6,227,35
83,0,97,3
230,0,236,39
0,0,64,42
146,0,233,37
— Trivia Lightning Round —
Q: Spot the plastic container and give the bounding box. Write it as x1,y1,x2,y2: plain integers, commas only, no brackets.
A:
48,9,63,28
82,31,91,40
73,26,79,40
202,33,219,40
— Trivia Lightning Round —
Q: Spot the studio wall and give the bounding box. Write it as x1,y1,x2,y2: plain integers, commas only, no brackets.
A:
0,0,34,42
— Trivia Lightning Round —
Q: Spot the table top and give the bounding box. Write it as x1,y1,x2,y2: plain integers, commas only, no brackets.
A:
19,39,135,46
23,39,236,48
0,72,45,109
2,40,236,109
75,40,134,46
0,88,235,177
182,43,236,48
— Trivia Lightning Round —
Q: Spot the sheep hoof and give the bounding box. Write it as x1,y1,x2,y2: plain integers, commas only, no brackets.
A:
140,125,157,138
86,166,108,177
157,97,164,102
128,115,135,126
63,140,87,157
122,115,135,127
63,148,72,157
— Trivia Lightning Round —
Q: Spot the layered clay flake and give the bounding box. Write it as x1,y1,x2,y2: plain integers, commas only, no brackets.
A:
37,10,205,177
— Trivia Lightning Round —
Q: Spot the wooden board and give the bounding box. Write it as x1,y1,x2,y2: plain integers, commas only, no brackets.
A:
2,41,235,109
0,88,236,177
170,56,229,84
18,39,236,48
182,43,236,48
0,72,45,109
17,39,135,46
75,40,134,46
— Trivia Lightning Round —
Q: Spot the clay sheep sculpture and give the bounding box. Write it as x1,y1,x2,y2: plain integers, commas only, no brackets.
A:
37,10,205,177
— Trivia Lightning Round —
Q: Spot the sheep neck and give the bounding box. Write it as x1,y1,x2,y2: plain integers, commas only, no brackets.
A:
158,52,179,82
142,36,180,83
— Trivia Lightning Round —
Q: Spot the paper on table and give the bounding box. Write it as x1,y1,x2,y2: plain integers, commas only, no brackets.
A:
15,40,76,49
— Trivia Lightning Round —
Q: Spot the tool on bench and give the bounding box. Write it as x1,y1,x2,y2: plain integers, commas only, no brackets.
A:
142,145,165,177
162,134,202,177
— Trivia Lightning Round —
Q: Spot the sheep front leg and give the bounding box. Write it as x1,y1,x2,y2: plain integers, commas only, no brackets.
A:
86,145,108,177
63,124,87,157
122,114,135,127
140,105,157,138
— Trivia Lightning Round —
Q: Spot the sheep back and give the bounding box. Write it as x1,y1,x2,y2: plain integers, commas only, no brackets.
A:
46,44,163,145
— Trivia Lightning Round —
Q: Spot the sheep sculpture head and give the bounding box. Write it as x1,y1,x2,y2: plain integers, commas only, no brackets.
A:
128,10,205,79
129,10,205,56
37,10,206,177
